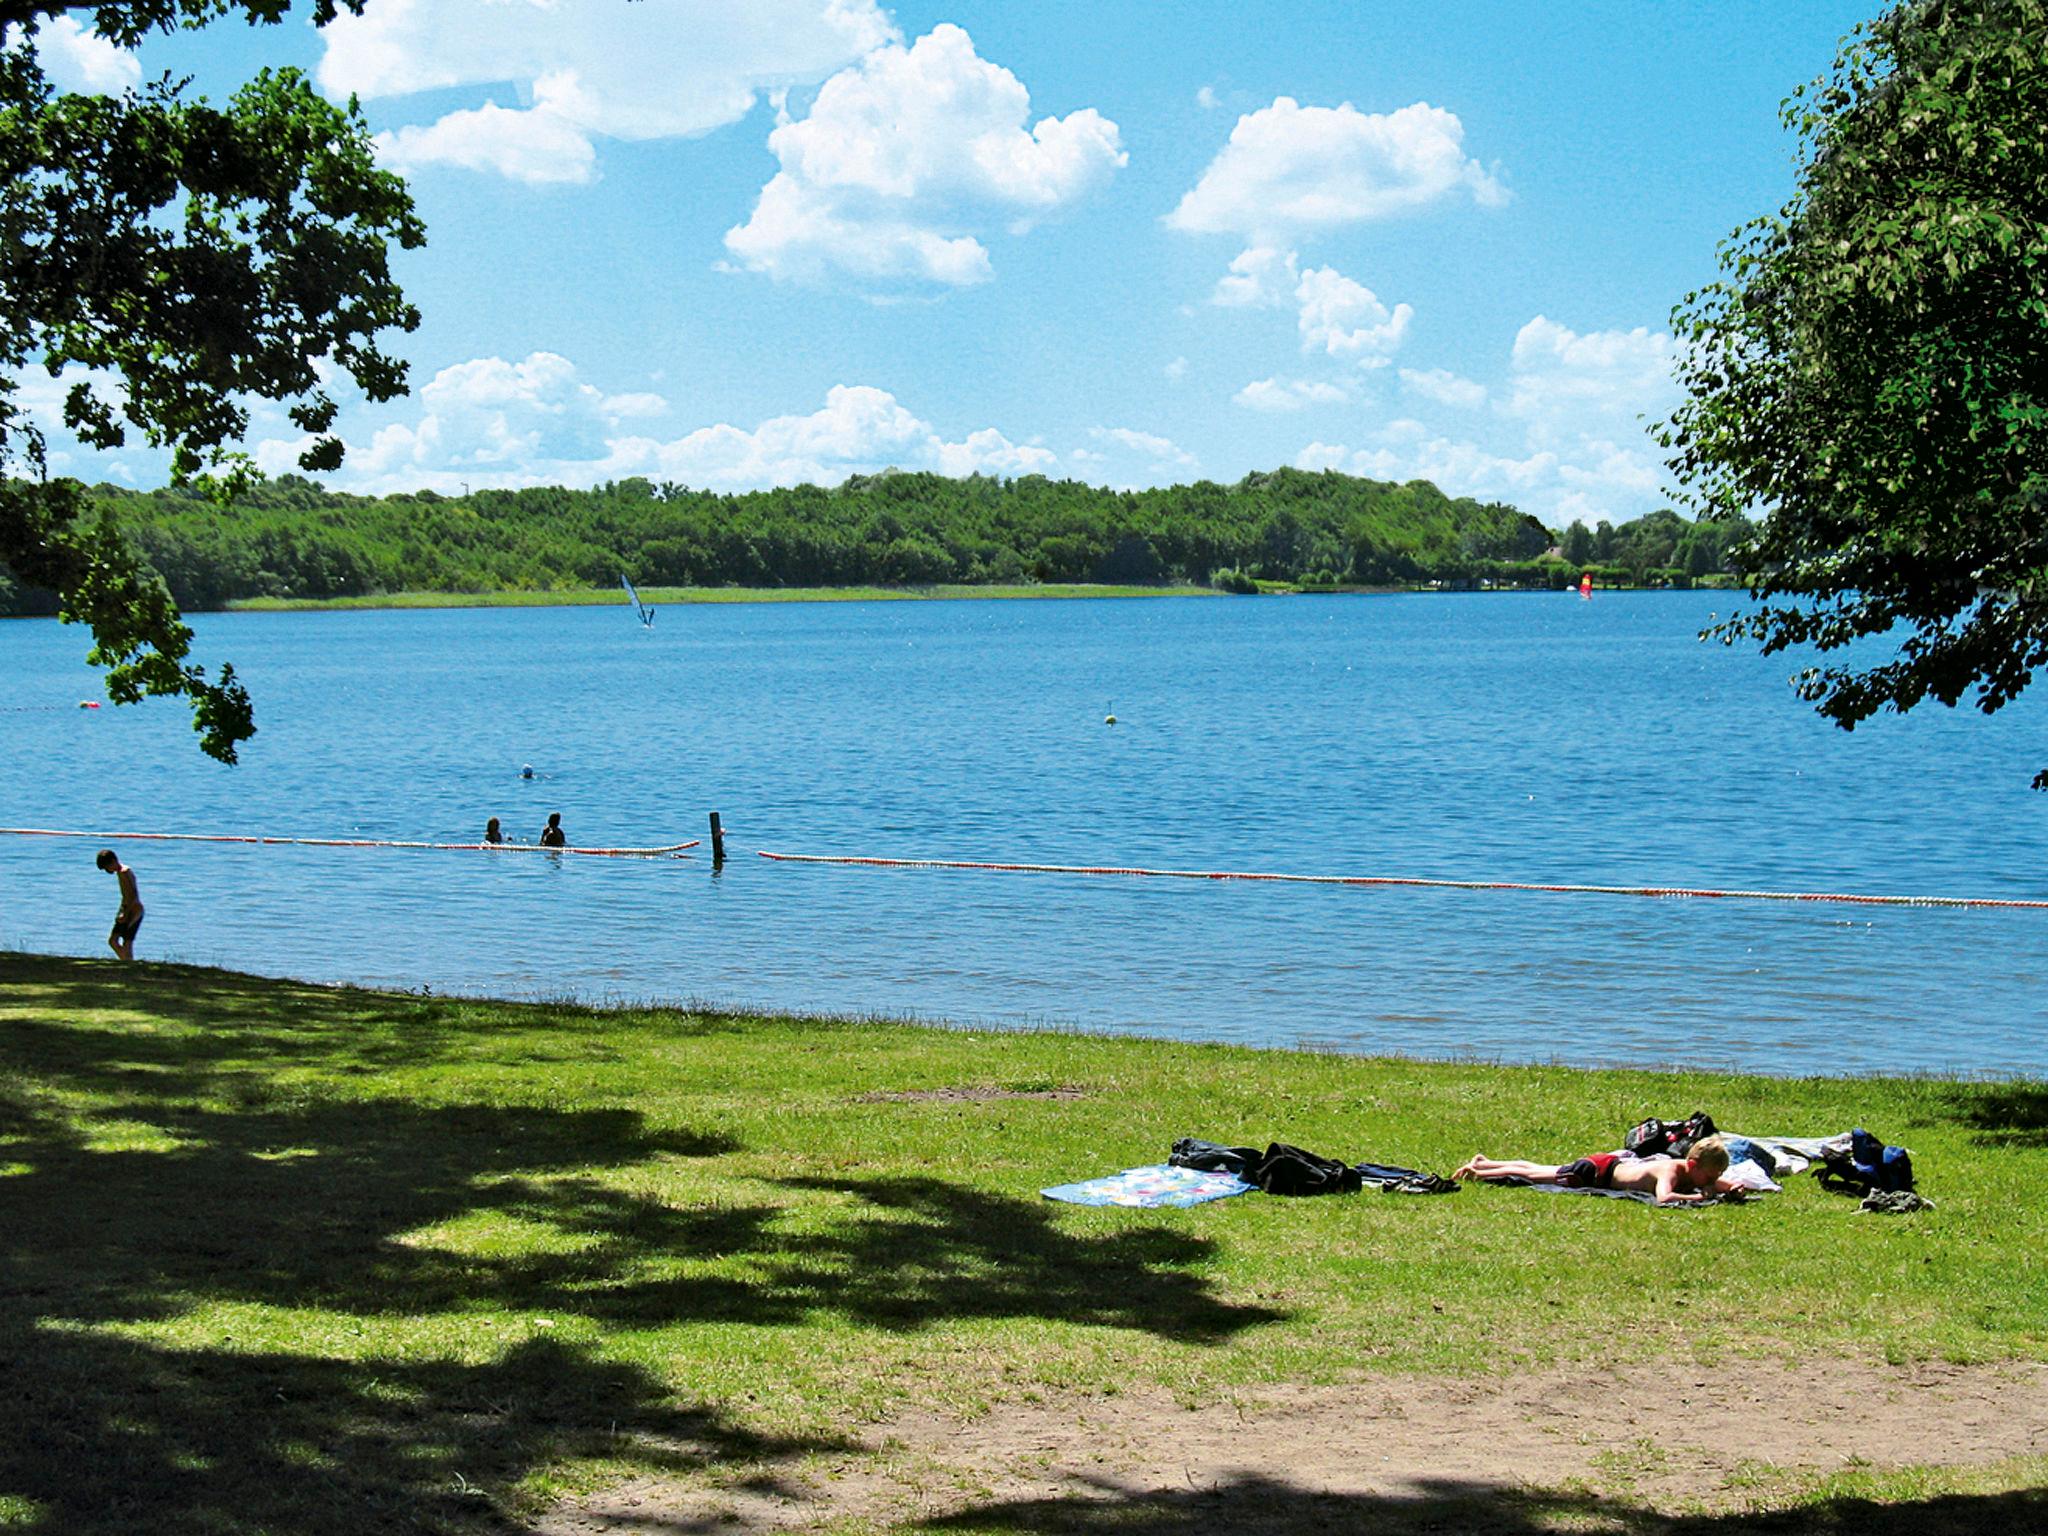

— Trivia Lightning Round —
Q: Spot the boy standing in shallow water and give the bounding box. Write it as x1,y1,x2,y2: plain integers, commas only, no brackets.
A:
1454,1136,1736,1204
95,849,143,961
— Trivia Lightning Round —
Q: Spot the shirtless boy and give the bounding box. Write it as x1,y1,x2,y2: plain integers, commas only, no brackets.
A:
96,849,143,961
1453,1136,1734,1204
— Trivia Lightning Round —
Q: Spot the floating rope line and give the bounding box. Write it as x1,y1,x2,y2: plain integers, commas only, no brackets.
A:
0,827,698,859
755,849,2048,911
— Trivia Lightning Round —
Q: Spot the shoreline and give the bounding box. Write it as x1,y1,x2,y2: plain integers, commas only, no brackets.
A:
4,945,2029,1086
215,580,1738,613
223,582,1224,612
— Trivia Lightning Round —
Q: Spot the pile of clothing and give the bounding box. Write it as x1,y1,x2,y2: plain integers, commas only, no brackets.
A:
1168,1137,1458,1196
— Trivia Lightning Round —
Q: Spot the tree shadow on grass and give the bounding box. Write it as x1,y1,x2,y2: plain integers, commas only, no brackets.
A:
919,1473,2048,1536
0,963,821,1534
0,953,741,1081
762,1176,1282,1342
0,956,1280,1531
1941,1081,2048,1148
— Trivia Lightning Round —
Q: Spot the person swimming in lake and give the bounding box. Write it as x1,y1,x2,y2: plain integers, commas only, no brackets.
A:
1453,1136,1735,1205
95,849,143,961
539,812,566,848
484,817,504,844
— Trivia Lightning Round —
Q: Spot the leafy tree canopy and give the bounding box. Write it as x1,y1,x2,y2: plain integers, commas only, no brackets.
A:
1665,0,2048,782
0,0,422,761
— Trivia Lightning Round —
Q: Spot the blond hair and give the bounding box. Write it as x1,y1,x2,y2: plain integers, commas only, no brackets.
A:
1687,1135,1730,1181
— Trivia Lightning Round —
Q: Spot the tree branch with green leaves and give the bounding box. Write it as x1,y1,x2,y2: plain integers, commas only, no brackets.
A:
0,0,421,762
1664,0,2048,785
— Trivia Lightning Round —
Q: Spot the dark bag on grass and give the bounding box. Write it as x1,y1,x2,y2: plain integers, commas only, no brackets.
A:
1251,1143,1362,1197
1819,1128,1915,1195
1669,1111,1718,1157
1628,1111,1718,1158
1624,1117,1674,1155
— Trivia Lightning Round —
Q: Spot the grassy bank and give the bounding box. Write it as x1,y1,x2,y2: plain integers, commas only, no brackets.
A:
1,953,2042,1532
226,583,1220,612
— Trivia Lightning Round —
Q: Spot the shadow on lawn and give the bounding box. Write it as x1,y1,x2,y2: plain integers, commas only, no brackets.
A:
0,956,1274,1533
1944,1081,2048,1148
921,1473,2048,1536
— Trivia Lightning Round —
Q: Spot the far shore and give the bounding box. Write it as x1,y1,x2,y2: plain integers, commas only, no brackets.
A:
221,578,1736,613
226,582,1221,612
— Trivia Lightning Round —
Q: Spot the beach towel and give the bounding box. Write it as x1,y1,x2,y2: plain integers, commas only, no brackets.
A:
1498,1177,1752,1207
1041,1165,1254,1207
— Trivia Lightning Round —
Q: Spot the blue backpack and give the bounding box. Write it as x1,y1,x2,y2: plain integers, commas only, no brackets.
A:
1822,1128,1915,1194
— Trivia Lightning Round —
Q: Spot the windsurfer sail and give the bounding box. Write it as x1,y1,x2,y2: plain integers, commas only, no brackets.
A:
621,574,655,627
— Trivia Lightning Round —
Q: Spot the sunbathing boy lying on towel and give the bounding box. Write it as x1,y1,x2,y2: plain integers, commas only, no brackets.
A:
1453,1135,1734,1204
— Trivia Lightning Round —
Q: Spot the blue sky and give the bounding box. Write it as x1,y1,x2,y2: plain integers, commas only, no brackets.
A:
28,0,1875,526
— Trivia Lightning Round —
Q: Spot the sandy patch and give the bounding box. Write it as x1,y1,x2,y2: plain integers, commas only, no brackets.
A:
536,1356,2048,1533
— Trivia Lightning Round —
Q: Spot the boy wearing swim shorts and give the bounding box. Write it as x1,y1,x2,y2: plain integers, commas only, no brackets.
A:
1453,1137,1734,1204
96,849,143,961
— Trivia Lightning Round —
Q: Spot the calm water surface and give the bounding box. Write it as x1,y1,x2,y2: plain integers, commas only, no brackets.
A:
4,591,2044,1076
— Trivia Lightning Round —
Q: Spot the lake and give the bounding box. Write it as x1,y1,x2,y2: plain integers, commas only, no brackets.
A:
4,590,2044,1076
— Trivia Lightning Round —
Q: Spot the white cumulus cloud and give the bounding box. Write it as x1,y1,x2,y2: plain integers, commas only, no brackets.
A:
724,23,1125,287
1295,265,1412,364
1168,97,1505,243
1210,244,1297,308
1297,315,1680,521
319,0,896,184
1089,426,1197,471
1399,367,1487,409
1507,315,1675,446
376,93,598,183
32,16,140,93
1293,441,1350,473
1234,377,1349,412
255,359,1059,493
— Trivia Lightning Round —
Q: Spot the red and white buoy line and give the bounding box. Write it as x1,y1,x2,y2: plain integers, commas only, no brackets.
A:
755,849,2048,911
0,827,698,859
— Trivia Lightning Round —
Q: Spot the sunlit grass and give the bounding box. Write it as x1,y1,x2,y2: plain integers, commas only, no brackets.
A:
0,951,2043,1532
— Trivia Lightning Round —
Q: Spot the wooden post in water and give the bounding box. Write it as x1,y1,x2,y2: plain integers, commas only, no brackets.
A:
708,811,726,867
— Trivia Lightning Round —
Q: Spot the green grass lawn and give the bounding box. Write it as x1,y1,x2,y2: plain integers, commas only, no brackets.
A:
226,583,1221,612
1,952,2042,1533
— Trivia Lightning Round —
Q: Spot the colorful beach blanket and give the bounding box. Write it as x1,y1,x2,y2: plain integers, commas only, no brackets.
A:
1041,1164,1254,1207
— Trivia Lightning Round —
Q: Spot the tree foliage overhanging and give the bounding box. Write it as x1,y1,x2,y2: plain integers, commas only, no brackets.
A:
0,468,1745,610
1665,0,2048,783
0,0,422,762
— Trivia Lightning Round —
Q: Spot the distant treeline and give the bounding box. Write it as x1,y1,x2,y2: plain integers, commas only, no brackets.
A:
0,468,1754,614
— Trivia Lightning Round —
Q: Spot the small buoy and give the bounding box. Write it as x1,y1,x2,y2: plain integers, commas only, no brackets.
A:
78,700,99,709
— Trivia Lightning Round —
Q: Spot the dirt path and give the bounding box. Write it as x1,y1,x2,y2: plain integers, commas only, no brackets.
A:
538,1357,2048,1533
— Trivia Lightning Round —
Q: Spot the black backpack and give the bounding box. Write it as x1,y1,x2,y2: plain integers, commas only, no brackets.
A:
1669,1111,1717,1157
1624,1117,1674,1155
1624,1111,1716,1158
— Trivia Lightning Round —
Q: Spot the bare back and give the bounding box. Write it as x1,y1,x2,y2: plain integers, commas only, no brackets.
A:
1608,1155,1704,1202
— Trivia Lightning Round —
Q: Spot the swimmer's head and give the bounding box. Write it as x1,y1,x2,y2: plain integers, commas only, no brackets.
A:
520,765,535,779
95,849,118,872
